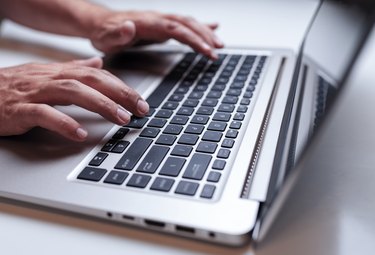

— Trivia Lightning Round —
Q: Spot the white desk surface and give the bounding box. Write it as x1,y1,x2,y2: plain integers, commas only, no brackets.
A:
0,1,319,254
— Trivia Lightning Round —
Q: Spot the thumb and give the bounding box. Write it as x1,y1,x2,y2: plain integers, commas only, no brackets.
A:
94,20,136,53
70,57,103,69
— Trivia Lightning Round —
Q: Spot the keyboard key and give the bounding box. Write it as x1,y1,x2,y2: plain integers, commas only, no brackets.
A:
111,140,130,153
170,115,189,125
226,129,239,139
89,152,108,166
191,115,209,124
207,171,221,182
222,139,235,148
202,131,222,142
188,91,204,99
217,149,231,159
148,118,167,128
184,124,204,134
102,139,117,152
162,101,179,110
196,142,218,154
150,177,175,192
212,159,226,170
240,98,251,105
163,124,183,135
202,99,218,107
77,167,107,182
218,104,235,113
170,145,193,157
237,105,248,113
137,145,169,174
104,170,128,185
115,138,152,170
159,157,186,177
169,94,184,102
208,121,227,132
230,121,242,130
226,89,242,96
178,134,199,145
183,153,212,180
126,174,151,188
196,106,214,115
233,113,245,121
112,128,129,139
183,99,199,107
155,109,173,118
175,181,199,196
213,112,231,122
222,96,238,104
140,127,160,138
175,86,189,94
206,91,222,99
146,108,156,117
156,134,176,146
200,184,216,199
243,92,253,98
125,117,149,129
177,107,194,116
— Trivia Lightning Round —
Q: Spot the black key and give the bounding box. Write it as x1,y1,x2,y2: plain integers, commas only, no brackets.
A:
188,91,204,99
202,131,222,142
155,109,173,118
220,70,233,78
156,134,176,146
125,117,148,129
213,112,231,122
77,167,107,182
233,113,245,121
183,99,199,107
215,77,229,85
230,81,245,89
178,134,199,145
162,101,179,110
226,129,239,139
163,124,183,135
111,141,130,153
126,174,151,188
146,108,156,117
115,138,152,170
226,89,242,96
137,145,169,174
184,124,204,134
148,118,167,128
150,177,175,192
194,84,209,91
191,115,209,125
233,75,248,82
222,139,235,148
218,104,235,113
175,181,199,196
196,107,214,115
217,149,231,159
207,172,221,182
206,91,222,99
237,105,248,113
159,157,186,177
240,98,251,105
197,77,212,85
112,128,129,140
89,152,108,166
140,127,160,138
208,121,227,132
212,159,226,170
102,139,117,152
183,153,212,180
169,94,184,101
175,86,189,94
104,170,128,185
230,121,242,129
177,107,194,116
196,142,218,154
212,84,226,91
200,184,216,199
170,115,189,125
170,145,193,157
243,92,253,98
202,99,218,107
222,96,238,104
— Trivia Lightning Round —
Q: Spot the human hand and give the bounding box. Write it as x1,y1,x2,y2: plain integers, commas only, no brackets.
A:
0,57,149,141
89,10,224,59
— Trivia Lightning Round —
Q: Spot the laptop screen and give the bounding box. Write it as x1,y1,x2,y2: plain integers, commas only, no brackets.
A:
259,0,375,223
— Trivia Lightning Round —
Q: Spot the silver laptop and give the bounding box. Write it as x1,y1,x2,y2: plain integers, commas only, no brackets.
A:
0,0,372,246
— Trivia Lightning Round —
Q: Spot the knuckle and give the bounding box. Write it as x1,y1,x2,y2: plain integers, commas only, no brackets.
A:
165,21,180,31
59,79,81,92
58,116,73,130
99,98,116,114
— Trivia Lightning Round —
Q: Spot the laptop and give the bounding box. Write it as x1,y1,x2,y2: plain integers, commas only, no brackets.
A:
0,0,373,246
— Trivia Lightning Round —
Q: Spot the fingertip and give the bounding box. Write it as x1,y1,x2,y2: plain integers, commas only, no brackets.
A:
73,57,103,69
75,127,88,141
118,20,136,44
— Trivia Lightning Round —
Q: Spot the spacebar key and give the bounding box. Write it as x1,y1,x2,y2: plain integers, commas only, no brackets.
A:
115,138,152,170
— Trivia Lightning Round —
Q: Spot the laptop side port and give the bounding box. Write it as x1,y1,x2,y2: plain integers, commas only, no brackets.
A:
175,225,195,234
144,219,166,228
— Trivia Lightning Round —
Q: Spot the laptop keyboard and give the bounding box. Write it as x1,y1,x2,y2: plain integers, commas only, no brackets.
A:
75,52,268,200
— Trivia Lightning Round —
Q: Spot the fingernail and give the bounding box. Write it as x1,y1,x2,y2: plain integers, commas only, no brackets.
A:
137,99,149,115
214,36,224,48
202,42,212,52
76,128,88,140
117,107,131,124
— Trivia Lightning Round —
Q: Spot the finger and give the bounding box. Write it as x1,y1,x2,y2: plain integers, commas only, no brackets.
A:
94,20,136,53
55,67,149,116
207,23,219,30
70,57,103,69
158,20,219,60
32,79,132,126
166,15,223,48
19,103,88,141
